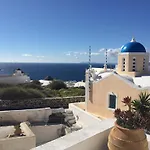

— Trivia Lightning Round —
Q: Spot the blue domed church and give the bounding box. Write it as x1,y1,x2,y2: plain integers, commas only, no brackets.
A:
85,37,150,118
116,37,149,77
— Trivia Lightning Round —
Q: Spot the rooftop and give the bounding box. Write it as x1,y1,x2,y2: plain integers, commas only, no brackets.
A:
89,67,150,89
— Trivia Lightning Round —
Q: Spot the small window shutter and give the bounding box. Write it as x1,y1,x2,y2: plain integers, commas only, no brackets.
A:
109,94,116,109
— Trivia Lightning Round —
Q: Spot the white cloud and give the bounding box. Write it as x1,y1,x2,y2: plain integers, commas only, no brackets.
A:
22,54,32,57
99,48,120,57
65,48,120,59
99,48,106,52
66,53,71,56
65,51,88,56
79,52,88,55
91,52,100,56
36,56,45,58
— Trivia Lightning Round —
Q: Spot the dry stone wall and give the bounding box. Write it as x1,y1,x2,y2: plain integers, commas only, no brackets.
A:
0,96,85,111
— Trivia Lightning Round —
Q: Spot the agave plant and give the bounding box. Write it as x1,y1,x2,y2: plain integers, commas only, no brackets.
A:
114,92,150,129
132,92,150,117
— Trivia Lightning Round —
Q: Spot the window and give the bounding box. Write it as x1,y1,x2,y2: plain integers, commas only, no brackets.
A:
133,57,136,61
143,58,145,71
132,57,136,71
122,65,125,71
143,65,145,71
108,94,116,109
122,58,125,71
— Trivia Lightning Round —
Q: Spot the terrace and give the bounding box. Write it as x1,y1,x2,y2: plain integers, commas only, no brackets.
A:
33,103,150,150
0,107,82,150
0,103,150,150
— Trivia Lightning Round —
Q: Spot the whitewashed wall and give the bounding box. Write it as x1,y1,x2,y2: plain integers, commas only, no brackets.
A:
30,124,63,146
0,122,36,150
0,108,52,125
0,75,30,84
32,119,114,150
69,103,102,127
0,126,14,138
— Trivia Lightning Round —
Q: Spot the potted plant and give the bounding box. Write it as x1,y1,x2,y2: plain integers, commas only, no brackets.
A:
7,125,25,138
108,92,150,150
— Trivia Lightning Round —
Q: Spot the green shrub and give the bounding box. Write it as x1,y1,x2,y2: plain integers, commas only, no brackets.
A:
59,87,85,97
44,76,53,81
26,88,45,99
18,82,42,90
0,84,13,88
42,88,60,97
0,81,85,100
78,86,85,89
48,80,67,90
31,80,41,85
0,87,44,100
0,87,28,100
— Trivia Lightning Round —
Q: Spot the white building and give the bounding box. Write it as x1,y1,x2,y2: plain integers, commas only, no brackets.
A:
0,68,30,85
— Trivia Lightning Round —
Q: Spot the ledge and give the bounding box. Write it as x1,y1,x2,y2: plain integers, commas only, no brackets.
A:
32,119,114,150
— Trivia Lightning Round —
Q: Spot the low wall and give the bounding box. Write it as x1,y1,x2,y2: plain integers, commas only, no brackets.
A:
0,122,36,150
0,126,14,138
0,108,52,125
69,102,102,127
146,134,150,150
30,124,63,146
32,119,114,150
0,96,85,111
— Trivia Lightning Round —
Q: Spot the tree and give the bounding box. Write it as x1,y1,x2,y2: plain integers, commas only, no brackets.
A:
44,76,53,81
48,80,67,90
31,80,41,85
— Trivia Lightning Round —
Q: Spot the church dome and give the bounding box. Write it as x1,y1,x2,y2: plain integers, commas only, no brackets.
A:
121,38,146,53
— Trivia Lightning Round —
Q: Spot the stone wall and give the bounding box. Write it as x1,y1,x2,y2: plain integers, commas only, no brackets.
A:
0,96,85,111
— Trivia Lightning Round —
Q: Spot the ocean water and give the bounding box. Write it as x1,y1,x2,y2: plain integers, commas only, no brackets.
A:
0,63,115,81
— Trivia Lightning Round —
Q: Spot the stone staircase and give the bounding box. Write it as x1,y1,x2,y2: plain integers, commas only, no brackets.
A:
48,108,82,134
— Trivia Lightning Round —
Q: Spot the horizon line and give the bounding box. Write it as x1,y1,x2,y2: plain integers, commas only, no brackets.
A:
0,62,117,64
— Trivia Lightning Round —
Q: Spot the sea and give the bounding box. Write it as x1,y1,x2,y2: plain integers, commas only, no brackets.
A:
0,63,116,81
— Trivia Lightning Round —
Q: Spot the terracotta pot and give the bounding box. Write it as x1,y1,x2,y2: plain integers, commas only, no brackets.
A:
108,122,148,150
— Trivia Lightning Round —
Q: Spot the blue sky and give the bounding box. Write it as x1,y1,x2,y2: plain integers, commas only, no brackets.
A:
0,0,150,63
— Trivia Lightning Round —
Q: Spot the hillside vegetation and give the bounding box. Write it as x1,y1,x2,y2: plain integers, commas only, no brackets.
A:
0,80,85,100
